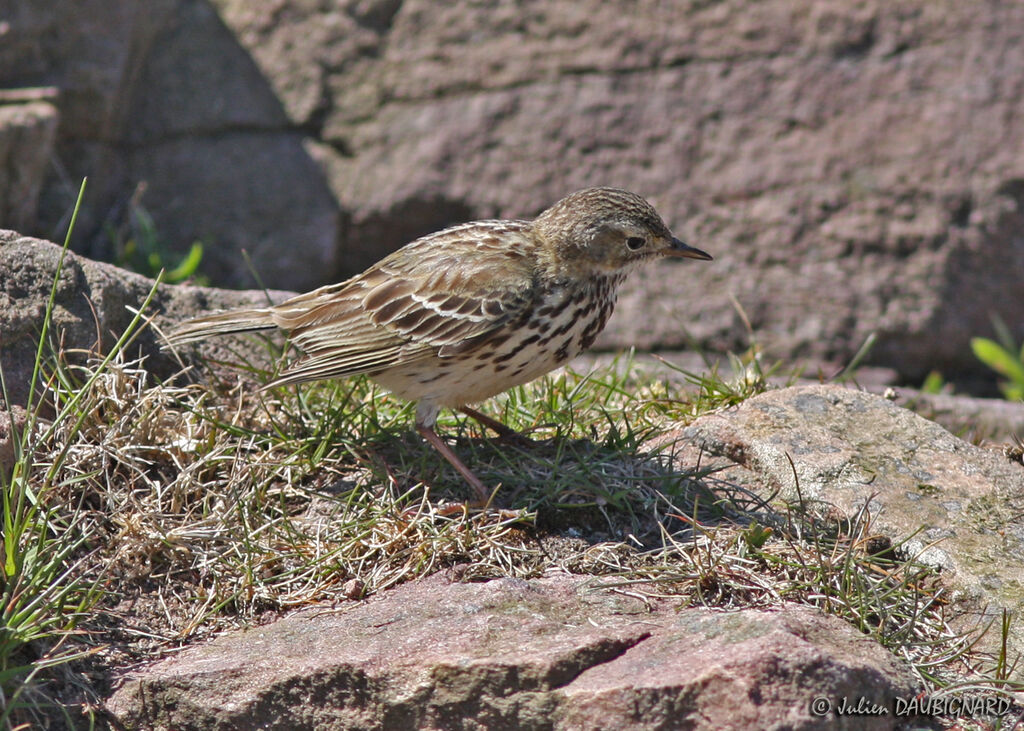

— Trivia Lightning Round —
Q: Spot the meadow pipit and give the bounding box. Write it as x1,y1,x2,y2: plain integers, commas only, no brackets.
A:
166,187,712,502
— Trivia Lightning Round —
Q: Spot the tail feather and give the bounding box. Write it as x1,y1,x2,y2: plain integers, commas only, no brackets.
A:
164,308,277,346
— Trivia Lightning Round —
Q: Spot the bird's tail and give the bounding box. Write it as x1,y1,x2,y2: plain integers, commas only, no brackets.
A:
164,308,277,347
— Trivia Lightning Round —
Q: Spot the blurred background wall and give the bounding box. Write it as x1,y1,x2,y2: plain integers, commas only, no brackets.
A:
2,0,1023,391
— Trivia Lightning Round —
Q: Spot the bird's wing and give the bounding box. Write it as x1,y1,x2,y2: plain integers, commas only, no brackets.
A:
265,222,538,386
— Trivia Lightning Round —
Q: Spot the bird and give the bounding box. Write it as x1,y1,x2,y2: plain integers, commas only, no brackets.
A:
165,187,712,503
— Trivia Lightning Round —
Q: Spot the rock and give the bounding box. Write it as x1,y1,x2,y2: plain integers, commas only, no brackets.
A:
672,383,1024,672
215,0,1024,385
0,404,28,475
5,1,1024,383
885,388,1024,443
0,231,294,408
1,0,341,290
117,0,343,289
105,573,917,730
0,100,58,231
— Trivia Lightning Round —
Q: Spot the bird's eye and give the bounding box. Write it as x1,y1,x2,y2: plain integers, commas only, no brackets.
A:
626,236,646,251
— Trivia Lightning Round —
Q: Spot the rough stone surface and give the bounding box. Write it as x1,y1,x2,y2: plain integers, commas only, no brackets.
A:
0,101,58,232
884,388,1024,443
0,0,340,290
0,404,28,476
106,573,917,730
215,0,1024,383
671,383,1024,671
3,1,1024,382
0,231,294,407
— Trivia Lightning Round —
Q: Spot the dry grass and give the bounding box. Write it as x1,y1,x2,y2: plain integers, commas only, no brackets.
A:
3,332,1020,728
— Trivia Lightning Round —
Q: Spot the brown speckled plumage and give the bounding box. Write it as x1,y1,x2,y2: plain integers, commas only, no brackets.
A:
166,187,712,502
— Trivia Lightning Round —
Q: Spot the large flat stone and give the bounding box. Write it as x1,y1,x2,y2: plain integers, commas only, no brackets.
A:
106,574,917,730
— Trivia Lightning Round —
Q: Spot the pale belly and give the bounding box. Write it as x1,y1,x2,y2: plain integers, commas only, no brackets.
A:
373,278,620,408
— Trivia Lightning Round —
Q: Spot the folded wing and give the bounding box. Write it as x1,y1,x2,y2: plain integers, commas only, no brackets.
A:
266,223,538,387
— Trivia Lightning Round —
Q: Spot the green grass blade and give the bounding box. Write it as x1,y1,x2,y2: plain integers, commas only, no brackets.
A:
971,337,1024,386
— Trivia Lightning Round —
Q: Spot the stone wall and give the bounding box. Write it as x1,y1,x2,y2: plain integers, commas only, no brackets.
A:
3,0,1024,383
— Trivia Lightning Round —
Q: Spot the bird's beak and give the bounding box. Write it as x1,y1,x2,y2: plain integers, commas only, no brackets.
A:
664,237,713,261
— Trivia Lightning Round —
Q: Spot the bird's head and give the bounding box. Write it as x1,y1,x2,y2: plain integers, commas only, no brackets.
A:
532,187,712,276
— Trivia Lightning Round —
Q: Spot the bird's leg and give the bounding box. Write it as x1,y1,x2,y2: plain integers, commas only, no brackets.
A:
414,402,494,505
459,406,535,447
416,423,493,505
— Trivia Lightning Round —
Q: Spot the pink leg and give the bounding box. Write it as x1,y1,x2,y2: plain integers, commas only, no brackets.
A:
417,424,493,505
